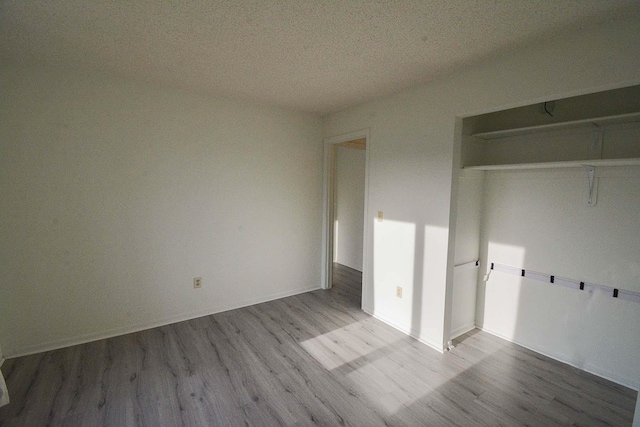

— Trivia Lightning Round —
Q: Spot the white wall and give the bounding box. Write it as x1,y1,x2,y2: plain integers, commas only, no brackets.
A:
334,146,365,271
477,166,640,388
323,13,640,352
0,66,323,357
450,170,484,339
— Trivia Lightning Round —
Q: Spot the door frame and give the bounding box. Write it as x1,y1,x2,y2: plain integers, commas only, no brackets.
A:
321,129,371,293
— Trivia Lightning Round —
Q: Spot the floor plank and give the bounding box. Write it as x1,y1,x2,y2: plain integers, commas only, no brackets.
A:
0,263,636,426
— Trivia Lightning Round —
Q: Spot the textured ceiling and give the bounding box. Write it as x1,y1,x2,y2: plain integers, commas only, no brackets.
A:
1,1,638,115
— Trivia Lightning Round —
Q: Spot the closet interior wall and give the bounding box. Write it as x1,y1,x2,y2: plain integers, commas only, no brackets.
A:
452,85,640,389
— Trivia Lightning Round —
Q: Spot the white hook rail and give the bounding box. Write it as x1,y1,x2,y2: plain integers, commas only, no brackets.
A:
487,262,640,304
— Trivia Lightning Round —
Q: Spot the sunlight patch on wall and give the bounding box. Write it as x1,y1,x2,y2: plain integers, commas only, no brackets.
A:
373,219,416,326
418,224,452,341
482,242,526,339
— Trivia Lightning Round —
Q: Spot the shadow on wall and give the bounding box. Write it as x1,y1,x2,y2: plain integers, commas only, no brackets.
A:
370,216,450,349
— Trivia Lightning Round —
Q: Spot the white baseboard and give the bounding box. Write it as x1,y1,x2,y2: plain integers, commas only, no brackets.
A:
479,326,639,391
362,307,444,353
7,285,321,359
450,323,477,341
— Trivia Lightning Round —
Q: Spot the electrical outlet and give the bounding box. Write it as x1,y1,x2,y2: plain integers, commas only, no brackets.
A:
396,286,402,298
194,277,202,289
377,211,383,222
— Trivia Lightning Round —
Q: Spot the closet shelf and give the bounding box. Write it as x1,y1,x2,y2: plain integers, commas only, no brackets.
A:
464,158,640,171
471,111,640,140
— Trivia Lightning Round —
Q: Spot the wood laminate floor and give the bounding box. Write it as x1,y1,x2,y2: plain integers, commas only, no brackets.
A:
0,263,636,426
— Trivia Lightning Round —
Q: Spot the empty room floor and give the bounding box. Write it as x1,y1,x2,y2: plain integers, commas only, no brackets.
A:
0,264,636,426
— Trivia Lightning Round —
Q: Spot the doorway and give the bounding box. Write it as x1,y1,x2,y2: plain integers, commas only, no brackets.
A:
321,130,370,308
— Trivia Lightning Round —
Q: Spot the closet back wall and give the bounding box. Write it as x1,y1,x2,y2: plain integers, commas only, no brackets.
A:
477,166,640,388
0,66,324,357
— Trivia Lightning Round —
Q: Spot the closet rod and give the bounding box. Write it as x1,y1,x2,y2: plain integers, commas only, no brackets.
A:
454,260,479,271
487,262,640,304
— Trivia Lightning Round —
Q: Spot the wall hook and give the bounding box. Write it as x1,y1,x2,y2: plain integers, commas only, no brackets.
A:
543,101,555,117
